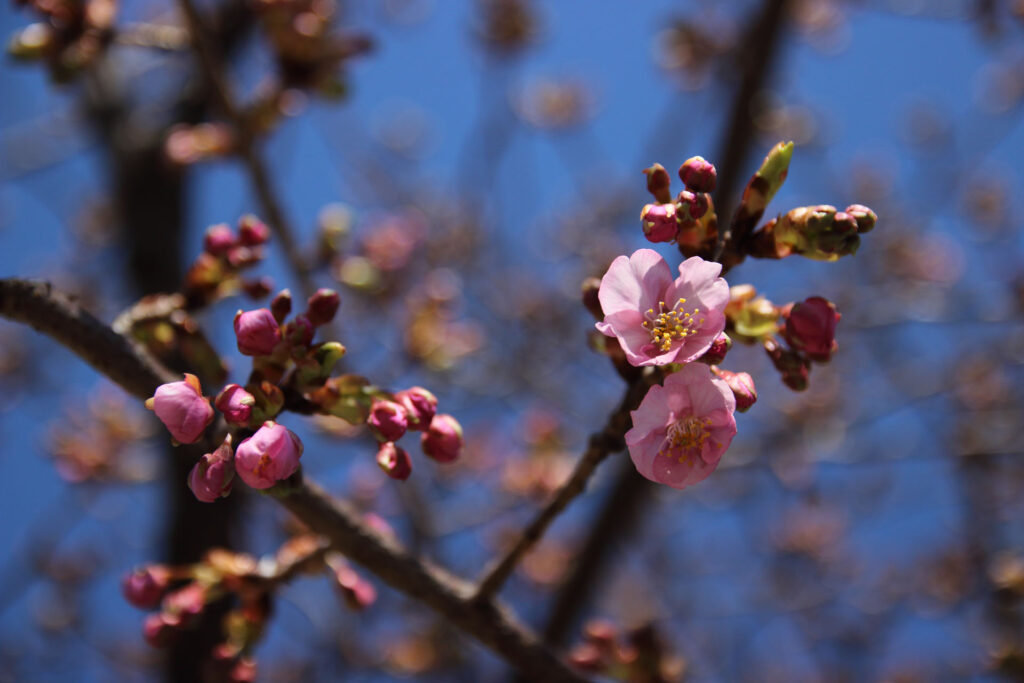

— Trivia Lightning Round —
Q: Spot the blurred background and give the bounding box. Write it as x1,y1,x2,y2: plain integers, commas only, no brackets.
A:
2,0,1024,680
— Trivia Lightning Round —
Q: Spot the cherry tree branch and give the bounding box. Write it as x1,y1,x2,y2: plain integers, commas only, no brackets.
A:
175,0,315,300
0,277,585,683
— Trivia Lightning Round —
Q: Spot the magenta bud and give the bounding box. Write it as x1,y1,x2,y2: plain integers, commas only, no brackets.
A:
678,156,717,193
640,203,679,243
421,414,463,463
844,204,877,233
394,387,437,431
376,442,412,480
784,296,841,363
367,399,408,441
270,289,292,324
188,437,235,502
676,189,708,221
306,288,341,327
162,583,206,627
234,421,303,489
699,332,732,365
238,215,270,246
122,565,171,608
233,308,282,356
203,224,237,255
145,374,215,444
284,314,315,348
143,614,175,648
215,384,255,425
642,163,673,203
716,369,757,412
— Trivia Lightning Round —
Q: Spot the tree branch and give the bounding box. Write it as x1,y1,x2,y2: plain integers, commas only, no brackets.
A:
0,277,586,683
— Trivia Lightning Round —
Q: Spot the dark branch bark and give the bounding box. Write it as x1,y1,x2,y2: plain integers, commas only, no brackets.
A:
0,277,587,683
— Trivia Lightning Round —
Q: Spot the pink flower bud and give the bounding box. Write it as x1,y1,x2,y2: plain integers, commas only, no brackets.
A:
188,438,235,502
215,384,255,425
715,369,757,412
676,189,708,221
145,374,215,444
334,565,377,610
122,565,171,608
678,156,717,193
203,224,237,255
234,421,303,489
367,399,408,441
238,214,270,246
376,441,412,480
233,308,281,356
642,163,673,203
284,314,314,348
143,613,175,648
845,204,877,233
421,414,463,463
394,387,437,431
699,332,732,365
306,288,341,326
640,203,678,243
162,583,206,627
784,296,841,362
270,289,292,324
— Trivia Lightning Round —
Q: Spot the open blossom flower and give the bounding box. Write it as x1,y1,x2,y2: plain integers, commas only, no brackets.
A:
234,421,303,489
596,250,729,367
625,363,737,489
146,374,215,444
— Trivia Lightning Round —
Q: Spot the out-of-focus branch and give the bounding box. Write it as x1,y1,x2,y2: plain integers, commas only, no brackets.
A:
472,375,652,601
0,277,585,683
176,0,315,300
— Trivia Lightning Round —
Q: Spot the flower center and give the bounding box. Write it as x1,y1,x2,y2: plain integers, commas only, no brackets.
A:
659,415,712,463
641,299,703,353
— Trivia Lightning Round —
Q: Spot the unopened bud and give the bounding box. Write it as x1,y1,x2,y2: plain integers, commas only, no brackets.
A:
421,414,463,463
238,215,270,246
642,163,673,203
714,368,757,411
215,384,255,425
305,288,340,326
334,564,377,610
376,442,412,480
640,203,679,243
783,296,840,362
270,289,292,324
188,437,235,502
766,341,811,391
844,204,877,233
676,189,708,221
284,314,314,348
145,374,215,444
122,566,171,608
242,277,273,300
8,23,52,60
234,308,282,356
394,387,437,431
203,224,236,255
678,156,717,193
367,399,408,441
699,332,732,365
143,613,175,648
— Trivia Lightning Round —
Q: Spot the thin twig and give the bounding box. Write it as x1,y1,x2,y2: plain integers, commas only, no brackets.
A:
175,0,316,300
0,277,585,683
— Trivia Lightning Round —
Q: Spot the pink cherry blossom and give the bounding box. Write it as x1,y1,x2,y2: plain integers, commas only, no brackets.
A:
234,421,303,489
625,363,737,489
596,250,729,367
233,308,281,356
146,374,215,444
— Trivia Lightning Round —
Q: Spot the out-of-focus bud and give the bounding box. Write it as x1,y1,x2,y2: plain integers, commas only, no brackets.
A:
643,163,673,204
270,290,292,324
376,441,412,480
145,374,215,444
640,203,679,243
242,277,273,300
730,296,779,342
122,565,171,608
367,399,408,441
238,215,270,246
783,296,840,362
312,341,346,379
233,308,281,356
203,224,236,255
699,332,732,365
773,205,860,261
678,156,717,193
581,277,603,321
713,368,757,411
162,583,207,627
305,289,340,327
333,563,377,610
394,387,437,431
284,314,314,348
766,340,811,391
569,643,607,673
229,658,258,683
8,23,53,60
676,189,708,221
143,613,175,648
421,414,463,463
188,436,235,502
844,204,877,233
215,384,255,425
234,422,303,489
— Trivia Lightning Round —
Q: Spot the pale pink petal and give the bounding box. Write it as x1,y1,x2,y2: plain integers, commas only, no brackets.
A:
598,249,672,317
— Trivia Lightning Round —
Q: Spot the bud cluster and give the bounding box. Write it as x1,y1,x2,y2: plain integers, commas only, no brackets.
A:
753,203,877,261
183,216,273,308
639,157,718,254
8,0,115,82
368,387,464,481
